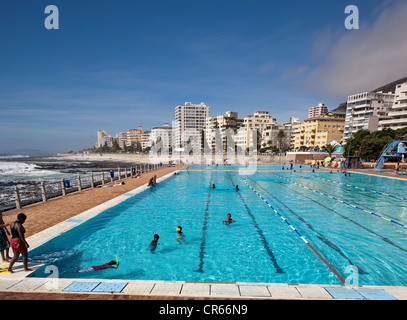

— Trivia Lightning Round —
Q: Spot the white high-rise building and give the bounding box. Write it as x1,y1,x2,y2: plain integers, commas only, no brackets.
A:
173,102,210,151
203,111,243,152
151,123,172,150
96,130,107,148
115,132,128,150
379,83,407,130
343,91,394,144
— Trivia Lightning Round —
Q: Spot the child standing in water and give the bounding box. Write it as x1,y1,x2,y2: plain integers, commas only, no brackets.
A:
149,234,160,253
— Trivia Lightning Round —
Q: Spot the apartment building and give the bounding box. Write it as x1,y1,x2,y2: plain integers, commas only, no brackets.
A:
203,111,243,152
294,112,345,149
308,103,328,118
343,91,394,144
126,126,143,150
150,123,172,150
96,130,107,148
379,82,407,130
173,102,210,151
141,131,152,150
115,132,128,150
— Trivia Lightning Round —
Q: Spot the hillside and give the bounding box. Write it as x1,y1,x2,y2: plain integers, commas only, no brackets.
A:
373,76,407,94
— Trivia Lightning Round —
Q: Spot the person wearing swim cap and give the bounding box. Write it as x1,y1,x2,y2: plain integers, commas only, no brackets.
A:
176,226,185,244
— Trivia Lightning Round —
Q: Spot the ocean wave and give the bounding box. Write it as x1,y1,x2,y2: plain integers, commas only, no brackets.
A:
0,155,30,159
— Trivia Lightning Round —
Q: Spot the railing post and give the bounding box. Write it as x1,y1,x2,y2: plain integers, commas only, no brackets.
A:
90,172,95,188
78,175,82,192
101,171,105,185
40,181,47,202
118,168,121,180
61,178,66,196
14,186,21,209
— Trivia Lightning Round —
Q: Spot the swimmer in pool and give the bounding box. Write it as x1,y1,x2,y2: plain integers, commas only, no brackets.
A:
223,213,235,224
210,184,215,189
149,234,160,252
63,260,119,273
176,226,185,244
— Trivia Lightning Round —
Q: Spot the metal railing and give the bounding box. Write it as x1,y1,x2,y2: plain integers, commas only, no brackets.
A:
0,163,168,212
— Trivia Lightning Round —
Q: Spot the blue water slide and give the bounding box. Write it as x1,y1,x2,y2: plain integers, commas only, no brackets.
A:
375,140,401,169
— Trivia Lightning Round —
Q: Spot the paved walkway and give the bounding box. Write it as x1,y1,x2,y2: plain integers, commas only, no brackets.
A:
1,164,183,237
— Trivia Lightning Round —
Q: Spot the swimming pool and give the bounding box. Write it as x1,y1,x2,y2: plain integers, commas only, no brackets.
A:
28,168,407,286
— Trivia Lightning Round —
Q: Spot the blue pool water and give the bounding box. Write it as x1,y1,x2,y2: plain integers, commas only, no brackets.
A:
28,168,407,286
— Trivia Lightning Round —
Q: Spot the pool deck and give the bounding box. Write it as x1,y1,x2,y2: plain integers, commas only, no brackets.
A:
1,166,407,300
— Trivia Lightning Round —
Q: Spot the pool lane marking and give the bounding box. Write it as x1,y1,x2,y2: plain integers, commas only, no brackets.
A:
227,175,284,274
195,174,213,273
245,175,369,273
271,172,407,230
311,174,407,203
256,172,407,255
238,177,346,284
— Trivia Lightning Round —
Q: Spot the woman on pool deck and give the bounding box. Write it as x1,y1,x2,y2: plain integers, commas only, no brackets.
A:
63,260,119,273
8,213,32,273
223,213,235,224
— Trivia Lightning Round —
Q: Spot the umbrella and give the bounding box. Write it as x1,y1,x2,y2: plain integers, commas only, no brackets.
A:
324,157,332,162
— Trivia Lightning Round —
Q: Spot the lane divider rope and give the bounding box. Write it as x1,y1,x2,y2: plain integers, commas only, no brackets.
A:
271,172,407,230
313,174,407,202
238,177,346,284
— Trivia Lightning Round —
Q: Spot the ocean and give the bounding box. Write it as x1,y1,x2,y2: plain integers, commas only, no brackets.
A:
0,154,144,211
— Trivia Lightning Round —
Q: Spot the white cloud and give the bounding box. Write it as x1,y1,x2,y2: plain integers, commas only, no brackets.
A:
305,0,407,96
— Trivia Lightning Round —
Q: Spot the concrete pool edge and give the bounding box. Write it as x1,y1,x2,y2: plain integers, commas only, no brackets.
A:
0,277,407,300
1,168,407,300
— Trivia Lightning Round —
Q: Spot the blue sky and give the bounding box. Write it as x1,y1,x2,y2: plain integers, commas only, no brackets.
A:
1,0,406,154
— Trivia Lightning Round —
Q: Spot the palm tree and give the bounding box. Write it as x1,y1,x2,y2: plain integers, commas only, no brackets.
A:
322,143,339,158
277,130,286,151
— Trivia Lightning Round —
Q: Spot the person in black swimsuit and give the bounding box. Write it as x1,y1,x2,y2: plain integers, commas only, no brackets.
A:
8,213,32,273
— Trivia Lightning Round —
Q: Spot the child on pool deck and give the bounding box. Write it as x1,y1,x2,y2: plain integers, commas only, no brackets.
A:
0,214,12,262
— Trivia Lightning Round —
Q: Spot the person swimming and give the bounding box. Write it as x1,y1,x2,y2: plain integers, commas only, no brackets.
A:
176,226,185,244
210,184,215,189
63,260,119,273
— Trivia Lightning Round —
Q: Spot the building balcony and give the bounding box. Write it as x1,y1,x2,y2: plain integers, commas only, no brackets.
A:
379,118,407,125
387,110,407,117
392,102,407,109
